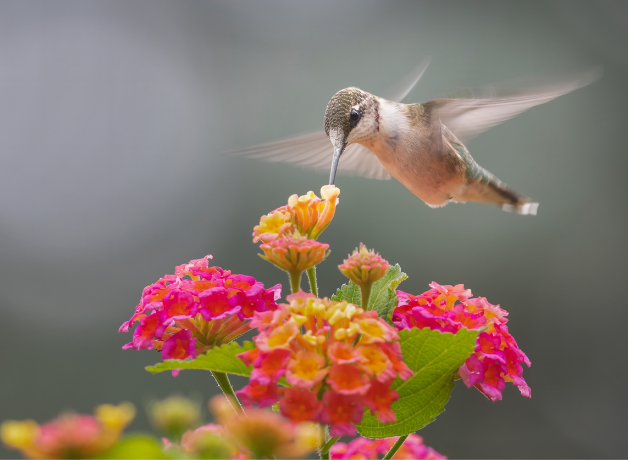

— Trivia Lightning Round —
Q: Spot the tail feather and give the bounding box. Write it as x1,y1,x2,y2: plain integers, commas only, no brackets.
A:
461,173,539,215
501,201,539,215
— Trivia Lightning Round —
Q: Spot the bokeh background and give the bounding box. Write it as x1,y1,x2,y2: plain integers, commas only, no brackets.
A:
1,1,627,458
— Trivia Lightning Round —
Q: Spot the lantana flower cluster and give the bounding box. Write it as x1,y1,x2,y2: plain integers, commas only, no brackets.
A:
163,395,320,460
235,291,413,437
253,185,340,244
0,403,135,459
330,434,446,460
119,255,281,375
392,282,530,401
253,186,340,286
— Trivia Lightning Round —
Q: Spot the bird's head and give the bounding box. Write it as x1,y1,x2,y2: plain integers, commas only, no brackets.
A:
324,87,379,184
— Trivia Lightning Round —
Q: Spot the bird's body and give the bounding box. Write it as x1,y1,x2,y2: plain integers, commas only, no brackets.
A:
353,96,535,213
234,62,599,215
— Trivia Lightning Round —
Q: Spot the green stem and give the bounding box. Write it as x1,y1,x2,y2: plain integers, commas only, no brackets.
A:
360,282,373,310
211,371,244,414
307,266,318,296
319,435,339,460
288,270,303,294
382,434,408,460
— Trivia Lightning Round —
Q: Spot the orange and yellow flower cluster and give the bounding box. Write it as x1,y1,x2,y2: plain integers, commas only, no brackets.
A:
253,185,340,244
392,282,530,401
253,186,340,279
235,291,413,437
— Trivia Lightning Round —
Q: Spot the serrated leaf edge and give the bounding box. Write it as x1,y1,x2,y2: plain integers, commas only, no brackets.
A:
368,265,406,311
145,340,255,376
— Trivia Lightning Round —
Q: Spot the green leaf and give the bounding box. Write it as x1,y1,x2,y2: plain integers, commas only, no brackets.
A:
331,279,361,304
357,327,478,438
368,264,407,319
146,341,254,376
332,264,407,320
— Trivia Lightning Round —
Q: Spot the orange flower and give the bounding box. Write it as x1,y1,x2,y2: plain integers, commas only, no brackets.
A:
253,186,340,244
237,292,412,437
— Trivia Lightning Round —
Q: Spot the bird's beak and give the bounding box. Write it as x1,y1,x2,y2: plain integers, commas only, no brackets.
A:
329,143,345,185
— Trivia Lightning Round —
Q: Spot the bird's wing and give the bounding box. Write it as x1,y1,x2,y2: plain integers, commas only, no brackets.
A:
431,67,601,141
229,58,433,180
382,56,431,103
230,131,391,179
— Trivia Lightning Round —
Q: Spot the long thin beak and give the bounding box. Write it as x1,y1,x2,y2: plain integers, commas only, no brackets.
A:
329,144,345,185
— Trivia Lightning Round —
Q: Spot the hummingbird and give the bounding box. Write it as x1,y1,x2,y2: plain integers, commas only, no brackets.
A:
234,60,600,215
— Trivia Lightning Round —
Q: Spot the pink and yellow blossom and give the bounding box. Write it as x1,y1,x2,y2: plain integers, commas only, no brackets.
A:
237,292,412,436
286,351,328,388
393,282,530,401
259,233,329,274
1,403,135,459
339,243,390,286
339,243,390,310
253,186,340,244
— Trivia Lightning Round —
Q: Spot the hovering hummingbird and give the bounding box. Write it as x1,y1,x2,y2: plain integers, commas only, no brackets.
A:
234,60,599,215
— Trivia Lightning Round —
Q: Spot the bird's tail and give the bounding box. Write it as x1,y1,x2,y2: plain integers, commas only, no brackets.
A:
463,173,539,215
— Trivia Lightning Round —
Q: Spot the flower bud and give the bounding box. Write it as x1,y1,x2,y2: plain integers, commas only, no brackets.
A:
148,395,201,439
339,243,390,286
0,420,39,453
95,402,135,432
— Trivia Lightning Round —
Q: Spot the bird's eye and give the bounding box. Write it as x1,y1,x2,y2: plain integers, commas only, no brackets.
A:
349,108,360,129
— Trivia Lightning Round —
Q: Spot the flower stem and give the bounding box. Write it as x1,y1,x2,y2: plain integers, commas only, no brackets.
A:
288,270,302,294
360,282,373,310
211,371,244,414
307,266,318,296
319,435,340,460
382,434,408,460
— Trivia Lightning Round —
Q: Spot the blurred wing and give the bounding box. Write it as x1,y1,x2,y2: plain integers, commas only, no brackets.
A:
382,56,431,103
339,144,391,179
432,67,602,141
229,131,391,180
229,57,433,179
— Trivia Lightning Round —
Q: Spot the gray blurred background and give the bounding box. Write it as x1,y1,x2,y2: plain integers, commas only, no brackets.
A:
1,1,626,458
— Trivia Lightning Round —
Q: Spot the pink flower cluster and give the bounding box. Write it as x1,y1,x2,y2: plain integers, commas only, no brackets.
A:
330,434,446,460
119,255,281,375
1,403,134,459
235,292,413,437
392,282,530,401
